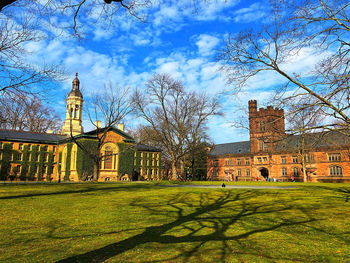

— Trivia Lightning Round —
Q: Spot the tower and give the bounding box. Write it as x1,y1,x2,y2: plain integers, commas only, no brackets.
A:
248,100,285,153
61,73,84,136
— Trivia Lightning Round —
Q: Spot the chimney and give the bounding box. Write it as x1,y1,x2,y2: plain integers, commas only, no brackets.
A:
95,121,101,128
117,123,124,131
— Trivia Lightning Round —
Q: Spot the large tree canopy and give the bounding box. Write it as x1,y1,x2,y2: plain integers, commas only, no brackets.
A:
132,73,221,180
218,0,350,134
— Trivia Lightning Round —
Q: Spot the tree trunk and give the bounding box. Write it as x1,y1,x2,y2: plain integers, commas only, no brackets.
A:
93,162,100,181
171,159,177,180
180,159,185,180
301,135,307,182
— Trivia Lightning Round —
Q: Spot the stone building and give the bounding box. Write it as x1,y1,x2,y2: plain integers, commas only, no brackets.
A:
207,100,350,182
0,74,161,182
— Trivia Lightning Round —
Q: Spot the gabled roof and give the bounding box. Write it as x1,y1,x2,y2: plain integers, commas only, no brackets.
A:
0,129,67,144
209,141,251,156
136,143,162,152
82,126,135,143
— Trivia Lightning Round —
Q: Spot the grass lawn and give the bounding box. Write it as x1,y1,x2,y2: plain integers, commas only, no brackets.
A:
0,182,349,262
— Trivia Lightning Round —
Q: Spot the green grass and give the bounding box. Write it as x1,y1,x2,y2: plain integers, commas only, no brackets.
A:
0,182,349,262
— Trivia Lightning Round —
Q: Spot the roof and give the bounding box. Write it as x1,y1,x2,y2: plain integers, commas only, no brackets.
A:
276,131,350,151
209,141,251,156
0,130,67,144
68,89,83,98
82,126,136,143
136,143,162,152
68,73,83,98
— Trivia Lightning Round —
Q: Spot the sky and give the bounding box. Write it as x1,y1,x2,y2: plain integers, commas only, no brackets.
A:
17,0,322,144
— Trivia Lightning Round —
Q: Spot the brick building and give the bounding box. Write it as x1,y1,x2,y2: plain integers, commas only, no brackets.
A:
207,100,350,182
0,74,161,182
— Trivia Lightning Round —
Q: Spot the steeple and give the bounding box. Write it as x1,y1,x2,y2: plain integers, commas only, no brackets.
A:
61,73,84,136
68,73,83,98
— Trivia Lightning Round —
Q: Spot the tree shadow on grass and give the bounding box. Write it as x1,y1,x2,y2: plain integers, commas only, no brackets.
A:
56,190,317,263
0,183,156,200
308,185,350,203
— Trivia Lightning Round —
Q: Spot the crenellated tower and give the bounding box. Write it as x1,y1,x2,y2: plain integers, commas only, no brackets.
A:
61,73,84,136
248,100,285,153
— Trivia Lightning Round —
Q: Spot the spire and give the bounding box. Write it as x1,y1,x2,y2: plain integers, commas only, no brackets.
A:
68,72,83,98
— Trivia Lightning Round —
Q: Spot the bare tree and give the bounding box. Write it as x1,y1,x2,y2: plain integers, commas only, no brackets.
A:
0,0,152,36
69,84,133,181
0,93,62,132
218,0,350,134
286,101,323,182
0,12,65,95
132,73,221,180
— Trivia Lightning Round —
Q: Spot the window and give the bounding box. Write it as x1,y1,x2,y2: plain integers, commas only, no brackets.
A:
0,142,2,149
245,158,250,165
18,153,22,161
257,157,262,163
263,157,267,162
259,141,264,151
237,159,241,166
43,146,48,151
104,147,113,169
263,142,268,152
53,146,56,152
114,155,117,170
28,144,32,151
281,156,286,164
237,168,241,176
19,144,23,150
304,154,314,163
328,153,341,162
245,169,250,176
9,143,14,150
229,159,233,166
282,167,287,176
292,156,298,163
36,153,39,162
293,167,299,176
330,166,342,176
259,121,266,132
44,153,48,162
225,159,229,166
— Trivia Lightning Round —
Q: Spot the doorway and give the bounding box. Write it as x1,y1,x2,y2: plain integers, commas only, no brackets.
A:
260,167,269,181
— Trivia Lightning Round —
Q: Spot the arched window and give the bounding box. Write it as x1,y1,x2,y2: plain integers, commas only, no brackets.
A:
104,146,113,169
71,144,77,170
293,167,299,176
329,166,342,176
101,143,118,170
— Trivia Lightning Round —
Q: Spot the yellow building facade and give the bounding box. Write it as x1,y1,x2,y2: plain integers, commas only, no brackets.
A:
0,74,161,182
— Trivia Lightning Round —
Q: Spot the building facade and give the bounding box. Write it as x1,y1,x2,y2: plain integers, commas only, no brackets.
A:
0,74,161,182
207,100,350,183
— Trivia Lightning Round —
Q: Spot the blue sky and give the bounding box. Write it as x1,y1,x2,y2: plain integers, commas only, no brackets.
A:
20,0,322,144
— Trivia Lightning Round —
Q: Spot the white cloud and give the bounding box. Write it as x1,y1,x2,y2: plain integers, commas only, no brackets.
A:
233,3,266,23
195,34,220,56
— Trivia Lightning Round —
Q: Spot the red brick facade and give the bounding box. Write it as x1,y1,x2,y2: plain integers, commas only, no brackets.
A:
207,100,350,182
